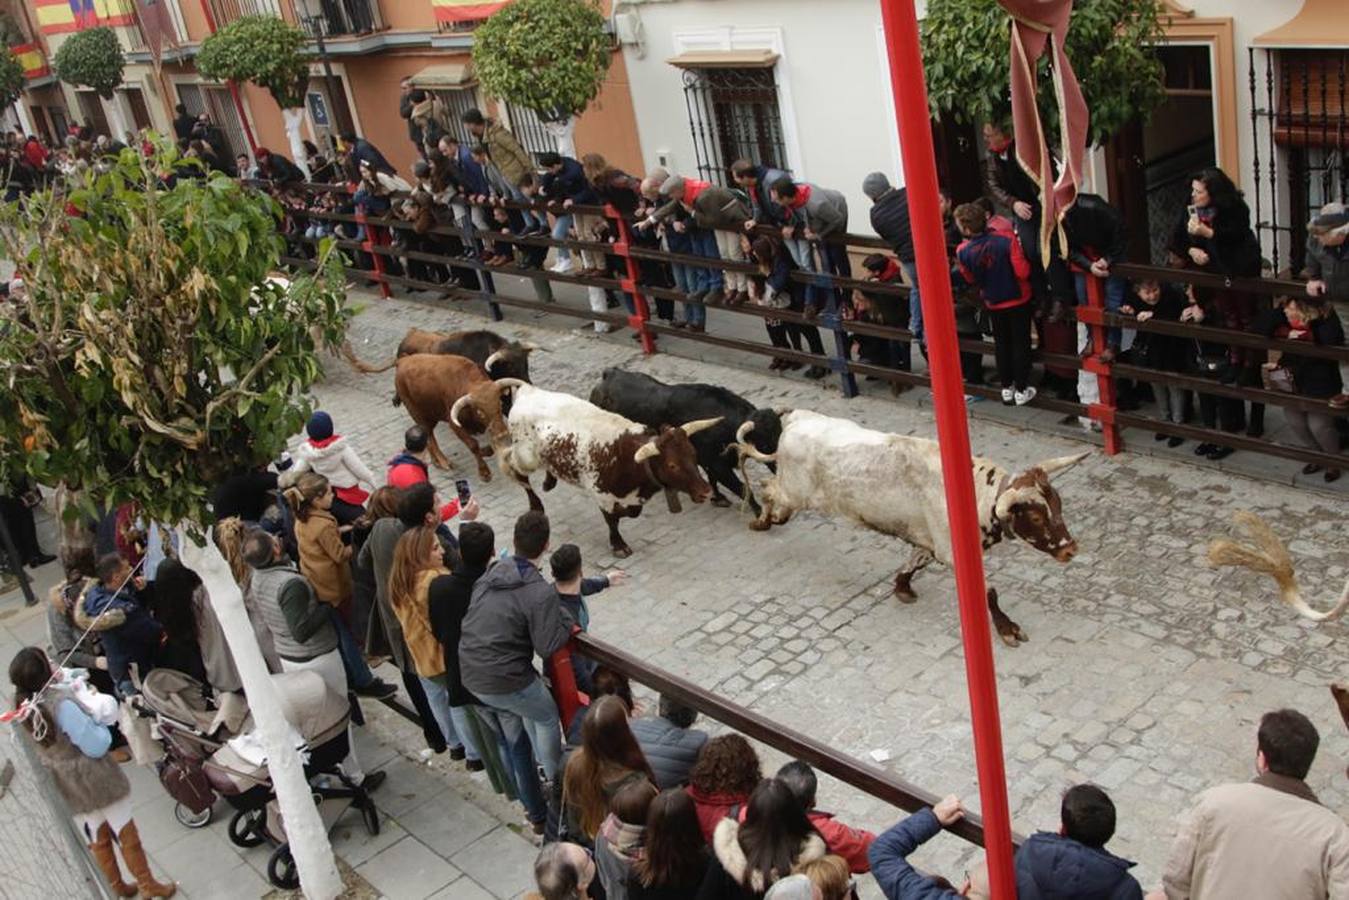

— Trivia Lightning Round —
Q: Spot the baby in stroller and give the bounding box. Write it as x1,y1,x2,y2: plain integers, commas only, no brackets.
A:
135,666,379,890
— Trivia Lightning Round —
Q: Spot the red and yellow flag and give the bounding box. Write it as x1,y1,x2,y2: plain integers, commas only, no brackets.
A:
34,0,136,35
431,0,509,25
9,43,50,79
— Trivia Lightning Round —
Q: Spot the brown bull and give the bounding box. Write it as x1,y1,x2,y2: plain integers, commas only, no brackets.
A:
342,327,539,387
393,354,507,480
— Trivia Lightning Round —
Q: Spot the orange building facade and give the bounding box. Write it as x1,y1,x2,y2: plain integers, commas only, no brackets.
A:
4,0,645,180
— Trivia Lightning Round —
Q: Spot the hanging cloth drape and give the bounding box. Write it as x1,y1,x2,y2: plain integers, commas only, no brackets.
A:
997,0,1089,260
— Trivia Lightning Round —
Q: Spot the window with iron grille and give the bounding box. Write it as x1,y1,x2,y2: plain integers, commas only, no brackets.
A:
681,66,787,186
429,87,481,146
500,102,557,162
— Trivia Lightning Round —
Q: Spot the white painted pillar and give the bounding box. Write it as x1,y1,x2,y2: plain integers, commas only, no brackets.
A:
179,533,342,900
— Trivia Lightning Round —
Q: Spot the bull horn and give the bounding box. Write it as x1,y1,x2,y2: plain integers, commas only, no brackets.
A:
518,341,544,352
450,394,474,429
494,378,527,394
1034,450,1090,477
483,350,506,374
1207,511,1349,623
680,416,723,437
633,440,660,463
732,421,776,464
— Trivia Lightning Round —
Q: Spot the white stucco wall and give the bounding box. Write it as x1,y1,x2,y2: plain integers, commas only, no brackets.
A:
616,0,924,235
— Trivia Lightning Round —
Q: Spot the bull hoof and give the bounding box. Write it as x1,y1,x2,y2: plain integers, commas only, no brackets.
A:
711,496,731,508
481,446,494,458
748,519,772,532
611,545,633,559
997,624,1029,647
477,468,493,482
542,473,557,492
893,587,918,604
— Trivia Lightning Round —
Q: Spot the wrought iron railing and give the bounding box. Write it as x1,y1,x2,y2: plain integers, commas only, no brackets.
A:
682,66,788,186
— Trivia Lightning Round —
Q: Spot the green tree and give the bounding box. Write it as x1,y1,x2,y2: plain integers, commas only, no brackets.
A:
0,141,350,532
0,50,23,110
473,0,610,152
196,15,308,110
52,26,124,99
920,0,1166,145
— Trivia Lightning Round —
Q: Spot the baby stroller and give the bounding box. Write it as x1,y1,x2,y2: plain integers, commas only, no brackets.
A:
135,667,380,889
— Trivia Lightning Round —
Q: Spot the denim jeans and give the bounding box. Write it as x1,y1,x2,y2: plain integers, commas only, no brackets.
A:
551,214,574,262
689,227,722,291
473,677,563,781
900,259,924,346
783,237,819,307
473,704,548,823
1073,271,1129,349
505,182,543,230
418,675,474,760
665,229,695,295
329,606,375,691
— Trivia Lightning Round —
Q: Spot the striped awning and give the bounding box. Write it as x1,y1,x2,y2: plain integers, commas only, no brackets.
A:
9,43,51,80
431,0,509,24
34,0,136,35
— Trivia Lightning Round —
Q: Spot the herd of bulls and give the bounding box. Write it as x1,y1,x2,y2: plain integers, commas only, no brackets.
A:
342,327,1091,646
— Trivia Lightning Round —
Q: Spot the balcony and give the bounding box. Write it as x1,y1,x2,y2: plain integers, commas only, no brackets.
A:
205,0,383,38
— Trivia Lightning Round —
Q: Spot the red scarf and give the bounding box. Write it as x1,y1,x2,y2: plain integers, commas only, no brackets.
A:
681,179,711,207
783,184,811,211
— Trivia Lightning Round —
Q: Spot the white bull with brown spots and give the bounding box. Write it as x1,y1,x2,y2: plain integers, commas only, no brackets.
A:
734,409,1088,646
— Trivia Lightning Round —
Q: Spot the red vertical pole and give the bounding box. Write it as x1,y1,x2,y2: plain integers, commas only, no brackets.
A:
610,203,656,355
1082,275,1123,454
878,2,1016,896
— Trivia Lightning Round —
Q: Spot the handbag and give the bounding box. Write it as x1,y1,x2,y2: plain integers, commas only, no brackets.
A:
1261,363,1295,393
1193,340,1231,380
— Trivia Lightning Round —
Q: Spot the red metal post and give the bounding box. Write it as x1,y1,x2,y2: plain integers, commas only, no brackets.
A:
610,203,656,355
1079,275,1123,454
877,1,1016,896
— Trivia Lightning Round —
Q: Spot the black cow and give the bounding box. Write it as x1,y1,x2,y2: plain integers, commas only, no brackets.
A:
589,368,782,513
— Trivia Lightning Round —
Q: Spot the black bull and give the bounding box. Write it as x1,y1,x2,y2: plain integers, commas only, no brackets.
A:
589,368,782,512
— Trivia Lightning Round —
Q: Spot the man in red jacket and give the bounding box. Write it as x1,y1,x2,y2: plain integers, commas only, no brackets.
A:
385,425,465,522
955,202,1036,407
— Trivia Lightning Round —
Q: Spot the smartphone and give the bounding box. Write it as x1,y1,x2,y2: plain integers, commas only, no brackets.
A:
454,478,472,505
1186,204,1198,218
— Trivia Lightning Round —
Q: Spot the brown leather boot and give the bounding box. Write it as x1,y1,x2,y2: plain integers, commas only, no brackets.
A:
117,820,176,898
90,823,137,898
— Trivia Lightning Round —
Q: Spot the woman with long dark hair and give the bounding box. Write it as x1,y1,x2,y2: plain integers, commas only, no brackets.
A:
1168,167,1265,456
9,646,176,898
629,788,709,899
697,778,826,899
561,694,657,843
150,558,243,696
747,235,828,379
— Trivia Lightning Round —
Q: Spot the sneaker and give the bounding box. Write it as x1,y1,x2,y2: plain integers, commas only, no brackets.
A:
1167,436,1184,448
1000,388,1015,406
549,258,574,274
964,394,981,405
449,745,466,761
359,771,387,792
465,759,485,772
1014,386,1037,406
354,678,397,700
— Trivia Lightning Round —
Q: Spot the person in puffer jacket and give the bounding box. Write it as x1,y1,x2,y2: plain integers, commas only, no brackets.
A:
1014,784,1142,900
287,410,377,526
79,553,163,697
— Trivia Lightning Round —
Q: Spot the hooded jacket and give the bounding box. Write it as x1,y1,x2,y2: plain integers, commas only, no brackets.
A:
1015,832,1143,900
48,577,109,671
596,813,647,900
458,556,572,696
290,435,376,505
480,118,535,185
293,508,353,605
80,582,162,687
697,817,827,900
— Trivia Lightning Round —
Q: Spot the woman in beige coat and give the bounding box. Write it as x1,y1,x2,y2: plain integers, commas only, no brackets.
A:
285,473,394,699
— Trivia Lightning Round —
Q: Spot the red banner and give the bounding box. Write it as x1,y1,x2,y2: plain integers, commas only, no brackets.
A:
431,0,510,24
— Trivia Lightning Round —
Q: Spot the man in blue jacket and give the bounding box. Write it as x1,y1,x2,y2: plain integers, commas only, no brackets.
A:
870,794,989,899
1016,784,1142,899
539,151,601,275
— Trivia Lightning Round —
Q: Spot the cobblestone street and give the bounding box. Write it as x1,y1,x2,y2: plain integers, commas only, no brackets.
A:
327,289,1349,891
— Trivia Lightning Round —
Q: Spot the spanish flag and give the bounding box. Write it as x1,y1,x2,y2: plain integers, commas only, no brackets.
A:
431,0,510,25
35,0,136,35
8,43,51,80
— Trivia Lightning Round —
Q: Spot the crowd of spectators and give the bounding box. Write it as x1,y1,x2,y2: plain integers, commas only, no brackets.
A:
226,107,1347,480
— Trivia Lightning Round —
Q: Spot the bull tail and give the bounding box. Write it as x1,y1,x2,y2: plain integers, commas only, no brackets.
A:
340,340,398,374
731,420,777,464
1207,511,1349,622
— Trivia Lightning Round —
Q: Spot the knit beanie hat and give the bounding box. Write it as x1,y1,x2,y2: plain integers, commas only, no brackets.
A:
862,171,891,200
306,411,334,440
659,173,686,198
